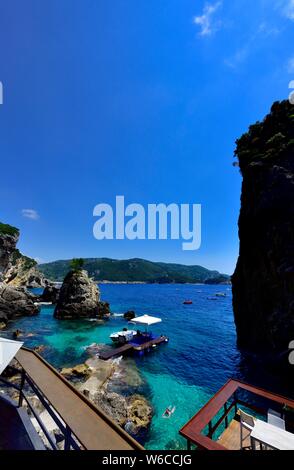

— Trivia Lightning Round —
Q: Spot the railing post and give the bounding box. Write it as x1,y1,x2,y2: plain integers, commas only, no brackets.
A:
224,402,228,428
208,420,213,438
233,392,238,417
18,369,26,407
64,425,72,450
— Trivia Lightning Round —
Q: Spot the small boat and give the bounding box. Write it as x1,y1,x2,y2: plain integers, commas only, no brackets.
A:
162,405,176,418
110,329,137,343
183,300,193,305
215,292,226,298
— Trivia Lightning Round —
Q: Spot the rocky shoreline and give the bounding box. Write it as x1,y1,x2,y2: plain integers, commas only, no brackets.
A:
60,345,152,438
0,342,153,448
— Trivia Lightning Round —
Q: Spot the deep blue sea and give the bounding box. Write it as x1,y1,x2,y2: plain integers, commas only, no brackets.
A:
2,284,291,449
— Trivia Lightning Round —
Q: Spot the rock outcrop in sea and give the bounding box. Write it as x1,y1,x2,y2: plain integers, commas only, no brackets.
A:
38,285,60,304
54,269,109,319
0,284,40,329
232,100,294,353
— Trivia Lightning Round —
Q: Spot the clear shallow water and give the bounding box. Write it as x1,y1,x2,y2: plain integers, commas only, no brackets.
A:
2,284,291,449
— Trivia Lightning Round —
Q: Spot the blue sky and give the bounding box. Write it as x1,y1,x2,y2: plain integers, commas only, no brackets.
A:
0,0,293,274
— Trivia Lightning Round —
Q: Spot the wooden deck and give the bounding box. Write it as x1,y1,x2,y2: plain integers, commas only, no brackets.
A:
99,336,168,360
217,417,250,450
15,348,143,450
179,379,294,450
133,335,168,351
99,343,134,360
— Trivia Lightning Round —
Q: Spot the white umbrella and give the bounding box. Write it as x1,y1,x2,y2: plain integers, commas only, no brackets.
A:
130,314,162,332
0,337,23,375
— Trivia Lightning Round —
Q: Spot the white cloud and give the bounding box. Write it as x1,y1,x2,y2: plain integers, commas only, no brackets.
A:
283,0,294,20
21,209,39,220
193,1,222,36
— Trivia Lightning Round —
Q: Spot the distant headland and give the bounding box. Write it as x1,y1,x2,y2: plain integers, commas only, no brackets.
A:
38,257,230,285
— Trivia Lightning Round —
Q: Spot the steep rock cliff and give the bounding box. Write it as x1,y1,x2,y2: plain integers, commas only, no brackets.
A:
0,222,46,287
232,100,294,352
54,270,103,319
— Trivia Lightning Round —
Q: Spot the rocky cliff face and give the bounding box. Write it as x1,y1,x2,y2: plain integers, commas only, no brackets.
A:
0,222,45,328
232,100,294,353
0,222,47,288
0,224,19,280
54,270,105,319
3,252,47,288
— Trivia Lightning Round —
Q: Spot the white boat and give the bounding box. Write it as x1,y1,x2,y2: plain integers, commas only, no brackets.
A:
110,330,137,343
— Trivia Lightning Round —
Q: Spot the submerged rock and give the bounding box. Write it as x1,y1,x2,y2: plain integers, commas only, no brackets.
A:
232,100,294,353
0,284,40,328
54,270,102,319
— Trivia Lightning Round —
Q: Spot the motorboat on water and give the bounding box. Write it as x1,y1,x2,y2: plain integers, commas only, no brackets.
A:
110,329,137,344
183,300,193,305
109,314,163,345
215,292,226,298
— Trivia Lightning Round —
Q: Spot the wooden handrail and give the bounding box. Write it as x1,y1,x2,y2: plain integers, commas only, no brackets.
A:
15,346,144,450
179,378,294,450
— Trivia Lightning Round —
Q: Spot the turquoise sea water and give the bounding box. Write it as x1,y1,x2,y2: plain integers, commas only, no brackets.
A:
2,284,291,449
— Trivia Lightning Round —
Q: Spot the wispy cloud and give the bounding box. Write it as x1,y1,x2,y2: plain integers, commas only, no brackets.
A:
224,21,280,69
283,0,294,20
257,22,280,37
21,209,39,220
193,1,222,37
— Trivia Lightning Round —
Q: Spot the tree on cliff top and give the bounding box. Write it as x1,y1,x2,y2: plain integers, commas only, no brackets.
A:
234,100,294,174
70,258,84,272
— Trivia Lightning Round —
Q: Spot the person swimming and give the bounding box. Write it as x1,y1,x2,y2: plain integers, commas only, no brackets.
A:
162,405,176,418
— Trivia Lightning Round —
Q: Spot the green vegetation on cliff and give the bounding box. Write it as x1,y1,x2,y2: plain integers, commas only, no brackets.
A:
11,249,37,270
0,222,19,237
235,100,294,172
39,257,229,284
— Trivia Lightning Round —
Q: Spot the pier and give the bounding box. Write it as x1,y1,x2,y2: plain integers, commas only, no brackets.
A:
99,335,169,360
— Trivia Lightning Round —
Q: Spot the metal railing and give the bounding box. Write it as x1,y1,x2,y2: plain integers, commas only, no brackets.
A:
0,367,80,450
